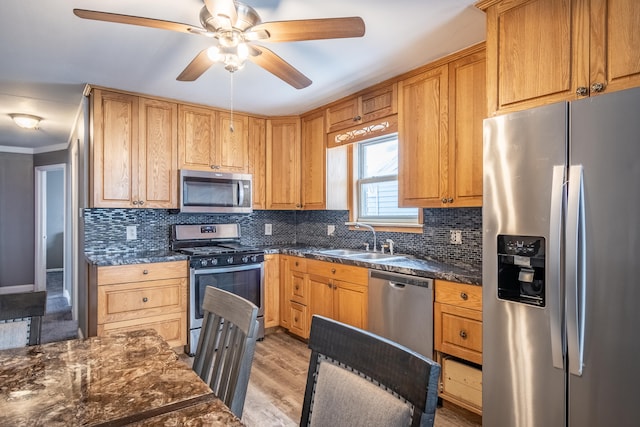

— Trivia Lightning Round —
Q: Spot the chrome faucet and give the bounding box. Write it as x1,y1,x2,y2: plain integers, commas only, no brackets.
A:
355,222,376,252
386,239,395,255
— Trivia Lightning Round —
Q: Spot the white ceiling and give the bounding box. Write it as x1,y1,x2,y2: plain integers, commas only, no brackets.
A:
0,0,485,152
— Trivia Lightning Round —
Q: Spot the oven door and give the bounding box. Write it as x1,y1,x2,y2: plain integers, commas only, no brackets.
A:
189,263,264,331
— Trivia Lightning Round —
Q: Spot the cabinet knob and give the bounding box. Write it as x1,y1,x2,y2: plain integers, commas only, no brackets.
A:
331,268,336,274
295,261,299,267
353,115,362,122
459,330,467,339
327,283,332,288
142,297,148,303
591,82,605,93
210,165,221,170
143,269,149,275
138,200,144,206
295,285,299,290
576,86,589,97
296,204,302,208
132,200,139,205
441,197,448,203
447,198,454,203
333,284,337,290
460,292,468,300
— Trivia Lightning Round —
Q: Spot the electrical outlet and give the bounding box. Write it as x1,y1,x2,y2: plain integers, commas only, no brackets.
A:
450,230,462,245
327,225,336,236
126,225,137,241
265,224,272,236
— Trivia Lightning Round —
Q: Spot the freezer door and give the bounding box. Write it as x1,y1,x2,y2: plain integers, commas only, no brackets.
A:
483,102,567,427
568,87,640,427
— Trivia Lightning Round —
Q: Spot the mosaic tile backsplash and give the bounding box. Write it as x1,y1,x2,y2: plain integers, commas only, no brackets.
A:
84,208,482,268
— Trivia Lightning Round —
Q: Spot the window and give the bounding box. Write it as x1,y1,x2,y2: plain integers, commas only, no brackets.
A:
355,135,419,224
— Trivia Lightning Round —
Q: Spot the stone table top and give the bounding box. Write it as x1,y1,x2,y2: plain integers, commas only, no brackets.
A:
0,329,243,426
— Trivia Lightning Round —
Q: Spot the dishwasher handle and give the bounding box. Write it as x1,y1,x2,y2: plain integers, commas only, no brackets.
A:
389,282,406,289
369,270,432,288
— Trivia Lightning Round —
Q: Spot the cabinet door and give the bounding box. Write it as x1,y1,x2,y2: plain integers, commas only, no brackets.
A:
91,89,138,207
266,117,301,209
398,64,449,207
309,275,334,320
138,97,178,208
216,111,248,172
484,0,583,114
263,254,280,328
248,116,266,209
333,280,367,329
279,257,291,328
360,83,397,123
591,0,640,95
178,104,215,170
325,97,360,133
448,51,485,207
300,111,326,210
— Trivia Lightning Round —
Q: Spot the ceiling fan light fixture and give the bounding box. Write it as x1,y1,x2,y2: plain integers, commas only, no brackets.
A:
10,113,42,130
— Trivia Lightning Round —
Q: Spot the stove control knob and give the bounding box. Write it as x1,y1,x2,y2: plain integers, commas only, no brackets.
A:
242,256,249,263
211,258,218,266
227,256,234,264
251,255,258,263
201,259,208,267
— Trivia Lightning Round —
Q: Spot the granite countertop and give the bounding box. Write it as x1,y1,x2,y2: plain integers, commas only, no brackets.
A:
86,245,481,285
0,329,241,426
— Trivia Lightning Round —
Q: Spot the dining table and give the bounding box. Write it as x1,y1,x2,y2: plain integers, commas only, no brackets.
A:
0,328,245,426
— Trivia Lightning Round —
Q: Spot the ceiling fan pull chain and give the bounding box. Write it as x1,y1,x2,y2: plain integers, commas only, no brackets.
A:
229,71,235,133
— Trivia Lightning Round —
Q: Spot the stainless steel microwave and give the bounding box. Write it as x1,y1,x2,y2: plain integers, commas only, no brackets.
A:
179,170,252,213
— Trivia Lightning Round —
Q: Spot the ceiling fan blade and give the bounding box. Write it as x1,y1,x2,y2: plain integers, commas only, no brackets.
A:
177,49,215,81
204,0,238,27
251,17,365,42
73,9,203,34
248,45,312,89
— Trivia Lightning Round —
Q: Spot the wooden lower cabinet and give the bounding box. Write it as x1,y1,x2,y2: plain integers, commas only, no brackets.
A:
434,279,483,415
92,260,188,348
263,254,280,328
280,256,368,338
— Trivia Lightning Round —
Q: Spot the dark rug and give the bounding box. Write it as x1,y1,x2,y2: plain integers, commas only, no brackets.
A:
41,271,78,344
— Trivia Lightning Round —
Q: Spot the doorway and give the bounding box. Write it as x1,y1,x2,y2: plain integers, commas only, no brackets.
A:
35,164,71,315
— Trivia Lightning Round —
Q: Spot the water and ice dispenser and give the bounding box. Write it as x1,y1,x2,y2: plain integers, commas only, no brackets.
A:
497,235,546,307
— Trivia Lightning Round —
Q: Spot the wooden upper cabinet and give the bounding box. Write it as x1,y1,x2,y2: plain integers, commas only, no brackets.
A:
266,117,301,209
448,49,486,207
300,110,326,210
90,89,177,208
326,83,397,133
478,0,640,115
248,116,266,209
178,105,248,173
398,64,449,207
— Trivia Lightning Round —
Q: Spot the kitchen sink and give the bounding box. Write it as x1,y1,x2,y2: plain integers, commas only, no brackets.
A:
348,253,406,262
316,249,366,256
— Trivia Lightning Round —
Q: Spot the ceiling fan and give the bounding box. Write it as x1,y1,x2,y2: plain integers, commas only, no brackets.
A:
73,0,365,89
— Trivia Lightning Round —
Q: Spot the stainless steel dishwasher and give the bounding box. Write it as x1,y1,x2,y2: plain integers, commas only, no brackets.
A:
368,270,434,357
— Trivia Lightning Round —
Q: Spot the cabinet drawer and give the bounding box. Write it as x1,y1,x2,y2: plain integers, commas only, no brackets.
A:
435,280,482,310
97,261,187,285
290,257,307,272
442,357,482,411
98,278,186,324
289,301,308,338
97,312,186,348
435,302,482,364
306,260,368,286
290,271,308,305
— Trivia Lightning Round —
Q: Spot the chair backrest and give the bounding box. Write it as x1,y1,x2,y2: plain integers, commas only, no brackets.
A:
300,315,441,427
192,286,259,418
0,291,47,349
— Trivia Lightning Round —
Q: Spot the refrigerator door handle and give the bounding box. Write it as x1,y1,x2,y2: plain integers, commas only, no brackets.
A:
567,164,586,376
549,165,566,370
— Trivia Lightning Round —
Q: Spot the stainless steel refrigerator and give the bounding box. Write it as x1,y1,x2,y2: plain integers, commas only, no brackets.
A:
483,87,640,427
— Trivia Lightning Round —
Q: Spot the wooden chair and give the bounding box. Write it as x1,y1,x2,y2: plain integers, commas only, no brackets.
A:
0,291,47,350
192,286,259,418
301,315,441,427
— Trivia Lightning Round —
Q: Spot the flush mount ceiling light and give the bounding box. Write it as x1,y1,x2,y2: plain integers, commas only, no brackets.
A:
10,113,42,130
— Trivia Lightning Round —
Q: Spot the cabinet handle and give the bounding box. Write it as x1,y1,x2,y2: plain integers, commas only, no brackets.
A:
331,268,336,274
447,198,453,203
138,200,144,206
143,269,149,275
441,197,448,203
460,292,468,300
459,330,467,339
132,200,139,205
576,86,589,97
295,261,299,267
142,297,148,303
353,115,362,122
591,82,605,93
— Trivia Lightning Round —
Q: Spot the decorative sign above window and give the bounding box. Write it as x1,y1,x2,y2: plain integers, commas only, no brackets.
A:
328,115,398,147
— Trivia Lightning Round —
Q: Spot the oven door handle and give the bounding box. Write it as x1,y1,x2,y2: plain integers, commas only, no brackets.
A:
237,180,245,207
192,263,262,275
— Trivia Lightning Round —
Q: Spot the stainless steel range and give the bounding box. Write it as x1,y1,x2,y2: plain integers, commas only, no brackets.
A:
171,223,264,355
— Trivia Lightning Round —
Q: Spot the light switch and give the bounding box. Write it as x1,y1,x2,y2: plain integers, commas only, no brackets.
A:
327,225,336,236
126,225,137,240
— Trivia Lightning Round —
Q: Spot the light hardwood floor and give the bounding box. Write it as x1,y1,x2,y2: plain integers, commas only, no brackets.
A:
239,329,482,427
